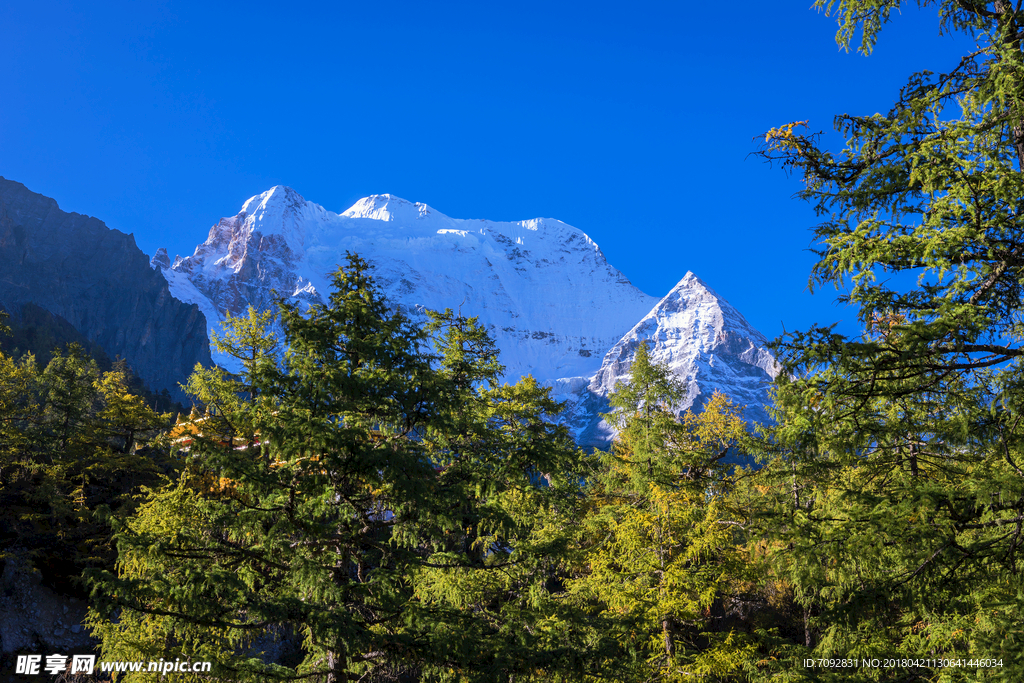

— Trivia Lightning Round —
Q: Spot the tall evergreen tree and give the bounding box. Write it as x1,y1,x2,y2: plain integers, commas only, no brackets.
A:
757,0,1024,676
87,254,586,682
567,344,768,681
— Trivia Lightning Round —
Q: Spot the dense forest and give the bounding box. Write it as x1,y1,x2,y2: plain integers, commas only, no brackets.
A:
4,0,1024,679
2,248,1019,681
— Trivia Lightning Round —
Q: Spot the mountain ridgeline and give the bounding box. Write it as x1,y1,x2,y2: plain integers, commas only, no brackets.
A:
0,178,783,677
0,178,777,435
155,186,780,443
0,177,211,402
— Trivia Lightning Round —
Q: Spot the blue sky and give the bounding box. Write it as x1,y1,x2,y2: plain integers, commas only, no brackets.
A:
1,1,973,340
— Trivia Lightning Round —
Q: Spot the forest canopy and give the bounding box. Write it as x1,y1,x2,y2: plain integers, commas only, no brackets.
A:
5,1,1024,680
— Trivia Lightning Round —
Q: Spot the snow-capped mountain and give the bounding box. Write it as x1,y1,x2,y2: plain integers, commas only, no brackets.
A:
153,186,779,445
564,273,781,447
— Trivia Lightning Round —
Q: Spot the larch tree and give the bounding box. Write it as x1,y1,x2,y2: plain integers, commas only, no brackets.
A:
568,343,765,682
757,0,1024,676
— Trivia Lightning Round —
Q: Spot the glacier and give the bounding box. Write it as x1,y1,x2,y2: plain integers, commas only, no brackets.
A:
154,186,780,446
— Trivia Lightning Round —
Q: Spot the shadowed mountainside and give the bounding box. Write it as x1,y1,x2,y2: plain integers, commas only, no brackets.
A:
0,177,211,403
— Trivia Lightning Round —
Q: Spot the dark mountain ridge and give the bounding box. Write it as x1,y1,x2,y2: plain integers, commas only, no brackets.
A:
0,177,211,402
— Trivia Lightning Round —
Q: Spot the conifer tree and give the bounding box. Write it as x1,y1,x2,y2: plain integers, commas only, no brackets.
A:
88,254,586,682
568,344,764,681
410,309,592,681
758,0,1024,675
0,330,171,598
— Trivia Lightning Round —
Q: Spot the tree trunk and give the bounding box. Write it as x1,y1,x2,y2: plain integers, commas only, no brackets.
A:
326,646,349,683
803,605,813,648
995,1,1024,169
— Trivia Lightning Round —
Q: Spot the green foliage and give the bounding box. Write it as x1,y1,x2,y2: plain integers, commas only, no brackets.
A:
0,339,173,596
565,345,784,682
758,1,1024,678
411,309,594,681
602,340,684,468
87,254,588,682
0,303,184,414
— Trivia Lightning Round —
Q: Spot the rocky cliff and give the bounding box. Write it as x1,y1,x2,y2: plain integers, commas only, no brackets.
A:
0,177,211,402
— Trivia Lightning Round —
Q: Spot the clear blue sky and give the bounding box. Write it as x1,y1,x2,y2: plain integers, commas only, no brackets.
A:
1,1,972,340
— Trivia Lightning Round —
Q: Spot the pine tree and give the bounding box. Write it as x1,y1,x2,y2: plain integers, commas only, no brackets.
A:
757,1,1024,675
87,254,587,682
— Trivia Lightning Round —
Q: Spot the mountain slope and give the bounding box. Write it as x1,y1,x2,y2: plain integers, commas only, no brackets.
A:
156,186,779,445
561,272,781,447
156,186,658,382
0,177,211,402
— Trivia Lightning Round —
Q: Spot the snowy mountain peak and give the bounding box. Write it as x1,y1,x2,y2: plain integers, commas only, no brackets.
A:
231,186,332,256
154,186,778,449
155,187,660,383
642,272,754,351
341,194,440,223
669,270,718,296
239,185,306,216
566,270,781,447
678,269,700,286
599,270,778,382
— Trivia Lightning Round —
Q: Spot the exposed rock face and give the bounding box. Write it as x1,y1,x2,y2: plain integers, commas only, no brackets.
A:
0,177,211,402
0,302,112,368
158,186,781,447
557,272,782,447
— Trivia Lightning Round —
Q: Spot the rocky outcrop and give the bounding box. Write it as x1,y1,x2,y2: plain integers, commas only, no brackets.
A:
554,273,782,448
0,552,94,658
0,177,211,402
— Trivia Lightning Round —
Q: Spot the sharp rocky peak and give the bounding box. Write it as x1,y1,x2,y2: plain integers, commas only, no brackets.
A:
238,186,313,231
241,185,306,213
659,274,774,366
578,269,780,445
150,247,171,270
224,186,331,257
642,271,752,330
